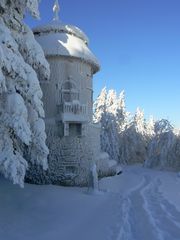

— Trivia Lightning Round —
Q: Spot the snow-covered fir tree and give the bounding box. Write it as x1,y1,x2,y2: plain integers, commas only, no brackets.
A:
94,87,180,170
146,116,155,139
94,88,128,162
103,90,120,161
134,108,147,135
0,0,50,186
93,87,107,123
94,88,117,161
119,107,148,164
115,90,129,132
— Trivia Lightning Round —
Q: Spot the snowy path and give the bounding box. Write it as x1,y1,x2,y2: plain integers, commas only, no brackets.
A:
0,165,180,240
105,169,180,240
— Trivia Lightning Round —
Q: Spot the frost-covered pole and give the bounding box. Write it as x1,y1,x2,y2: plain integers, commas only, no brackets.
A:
53,0,60,21
88,163,99,193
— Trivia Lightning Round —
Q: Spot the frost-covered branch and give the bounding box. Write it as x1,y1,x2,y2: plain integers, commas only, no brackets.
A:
0,0,50,186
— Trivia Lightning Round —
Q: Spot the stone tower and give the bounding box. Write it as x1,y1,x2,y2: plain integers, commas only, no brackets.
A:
29,1,101,185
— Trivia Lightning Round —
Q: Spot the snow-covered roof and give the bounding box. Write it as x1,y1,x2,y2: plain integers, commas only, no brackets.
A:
33,21,89,44
33,21,100,73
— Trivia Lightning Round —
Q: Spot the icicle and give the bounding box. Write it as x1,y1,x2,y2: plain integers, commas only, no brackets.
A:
53,0,60,21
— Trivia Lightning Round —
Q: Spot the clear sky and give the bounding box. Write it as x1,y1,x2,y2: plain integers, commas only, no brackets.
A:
25,0,180,127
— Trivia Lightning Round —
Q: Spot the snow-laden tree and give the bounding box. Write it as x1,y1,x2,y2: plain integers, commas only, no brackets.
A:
94,88,118,160
94,88,129,162
119,108,148,164
145,119,180,170
115,90,129,132
134,108,147,135
94,87,180,170
0,0,50,186
93,87,107,123
146,116,155,139
103,90,120,161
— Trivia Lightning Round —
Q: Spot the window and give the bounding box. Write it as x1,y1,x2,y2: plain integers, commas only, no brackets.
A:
69,123,82,136
61,81,79,102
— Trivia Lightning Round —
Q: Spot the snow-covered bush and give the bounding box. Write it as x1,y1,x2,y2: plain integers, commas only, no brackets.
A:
0,0,50,186
145,119,180,170
97,152,117,178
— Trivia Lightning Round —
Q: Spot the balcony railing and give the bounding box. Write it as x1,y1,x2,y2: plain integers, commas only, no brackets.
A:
62,102,87,115
57,101,88,122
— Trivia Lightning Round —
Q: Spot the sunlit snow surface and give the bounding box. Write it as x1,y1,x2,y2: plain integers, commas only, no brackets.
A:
0,165,180,240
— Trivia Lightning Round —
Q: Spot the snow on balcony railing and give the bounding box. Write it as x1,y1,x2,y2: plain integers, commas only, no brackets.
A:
58,101,87,115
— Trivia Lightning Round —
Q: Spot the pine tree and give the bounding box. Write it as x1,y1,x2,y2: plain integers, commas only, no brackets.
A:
146,116,155,139
104,90,120,161
0,0,50,186
93,87,107,123
94,88,180,170
120,108,147,164
94,88,129,162
115,90,129,132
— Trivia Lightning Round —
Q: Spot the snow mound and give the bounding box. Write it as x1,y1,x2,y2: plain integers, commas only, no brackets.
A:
97,152,118,178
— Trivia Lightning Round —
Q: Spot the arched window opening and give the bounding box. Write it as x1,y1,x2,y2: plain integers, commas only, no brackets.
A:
61,81,79,102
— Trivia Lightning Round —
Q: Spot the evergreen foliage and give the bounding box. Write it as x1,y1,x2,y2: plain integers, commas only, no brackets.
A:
94,88,180,171
0,0,50,186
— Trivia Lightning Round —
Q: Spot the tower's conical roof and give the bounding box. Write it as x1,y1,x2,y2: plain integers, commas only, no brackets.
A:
33,1,100,73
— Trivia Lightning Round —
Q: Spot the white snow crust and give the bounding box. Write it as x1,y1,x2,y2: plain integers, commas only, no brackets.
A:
0,165,180,240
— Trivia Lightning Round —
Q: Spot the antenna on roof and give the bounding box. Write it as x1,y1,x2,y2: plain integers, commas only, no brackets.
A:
53,0,60,21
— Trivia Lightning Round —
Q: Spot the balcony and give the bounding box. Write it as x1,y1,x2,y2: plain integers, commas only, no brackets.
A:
57,101,88,122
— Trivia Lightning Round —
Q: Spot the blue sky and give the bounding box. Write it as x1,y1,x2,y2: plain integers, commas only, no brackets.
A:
25,0,180,127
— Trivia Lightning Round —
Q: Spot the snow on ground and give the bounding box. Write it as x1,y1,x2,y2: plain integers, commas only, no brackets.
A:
0,165,180,240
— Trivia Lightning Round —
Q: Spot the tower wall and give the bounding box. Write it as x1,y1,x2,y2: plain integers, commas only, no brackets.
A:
27,15,104,186
40,56,93,123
